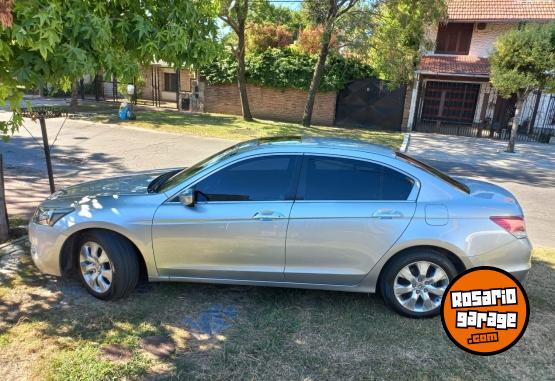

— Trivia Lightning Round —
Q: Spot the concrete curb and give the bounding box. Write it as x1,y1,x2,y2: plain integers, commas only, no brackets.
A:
399,133,411,153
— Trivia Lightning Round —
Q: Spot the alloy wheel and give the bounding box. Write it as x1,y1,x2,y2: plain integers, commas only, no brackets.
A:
79,241,113,293
393,261,449,313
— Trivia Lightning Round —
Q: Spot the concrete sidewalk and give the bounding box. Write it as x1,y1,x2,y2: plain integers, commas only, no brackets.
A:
407,132,555,248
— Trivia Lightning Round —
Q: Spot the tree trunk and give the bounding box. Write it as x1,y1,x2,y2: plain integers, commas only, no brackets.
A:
302,23,333,128
236,31,253,121
507,93,525,153
0,154,9,243
70,80,79,111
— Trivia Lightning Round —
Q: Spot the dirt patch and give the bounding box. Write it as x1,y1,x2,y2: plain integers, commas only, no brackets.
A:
101,343,134,362
140,336,176,359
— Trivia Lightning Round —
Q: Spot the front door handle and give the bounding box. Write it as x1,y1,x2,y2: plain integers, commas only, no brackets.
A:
372,210,403,219
252,210,286,221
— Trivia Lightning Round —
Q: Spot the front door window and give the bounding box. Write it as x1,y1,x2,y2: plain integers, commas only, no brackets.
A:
195,155,299,202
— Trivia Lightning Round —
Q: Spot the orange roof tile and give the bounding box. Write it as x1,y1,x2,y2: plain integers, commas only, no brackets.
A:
447,0,555,21
419,55,490,76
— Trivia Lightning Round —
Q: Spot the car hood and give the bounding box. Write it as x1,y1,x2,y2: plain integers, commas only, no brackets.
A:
47,169,171,201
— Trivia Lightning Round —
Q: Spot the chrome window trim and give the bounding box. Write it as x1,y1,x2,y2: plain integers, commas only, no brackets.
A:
163,151,421,204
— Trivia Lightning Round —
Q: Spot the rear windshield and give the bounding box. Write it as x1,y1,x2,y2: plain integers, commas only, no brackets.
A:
395,152,470,194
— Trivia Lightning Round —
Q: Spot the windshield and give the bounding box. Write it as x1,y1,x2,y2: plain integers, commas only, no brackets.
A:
156,141,258,193
395,152,470,194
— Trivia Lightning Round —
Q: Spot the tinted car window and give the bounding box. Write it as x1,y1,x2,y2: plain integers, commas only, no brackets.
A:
298,156,414,201
196,155,299,201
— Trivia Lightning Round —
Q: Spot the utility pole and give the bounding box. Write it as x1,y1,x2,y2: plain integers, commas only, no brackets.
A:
39,116,56,193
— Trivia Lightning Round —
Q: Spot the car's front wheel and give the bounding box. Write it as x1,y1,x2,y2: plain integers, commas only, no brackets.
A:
76,231,139,300
380,250,457,318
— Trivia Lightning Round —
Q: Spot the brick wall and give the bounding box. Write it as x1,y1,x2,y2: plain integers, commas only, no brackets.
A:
204,83,337,125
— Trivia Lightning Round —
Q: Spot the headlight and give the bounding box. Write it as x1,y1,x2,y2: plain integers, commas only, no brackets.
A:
33,207,74,226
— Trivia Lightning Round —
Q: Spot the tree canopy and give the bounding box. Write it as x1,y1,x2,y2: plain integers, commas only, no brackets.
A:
490,22,555,152
368,0,445,87
490,23,555,99
0,0,219,139
249,0,306,30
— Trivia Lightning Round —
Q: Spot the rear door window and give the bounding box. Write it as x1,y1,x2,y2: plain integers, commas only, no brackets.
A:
298,156,414,201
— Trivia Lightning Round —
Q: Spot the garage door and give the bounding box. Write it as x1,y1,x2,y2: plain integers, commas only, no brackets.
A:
421,81,480,124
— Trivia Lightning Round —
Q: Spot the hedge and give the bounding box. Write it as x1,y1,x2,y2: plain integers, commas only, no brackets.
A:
201,48,374,91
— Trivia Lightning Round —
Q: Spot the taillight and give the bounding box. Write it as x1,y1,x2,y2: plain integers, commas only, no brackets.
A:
490,216,527,239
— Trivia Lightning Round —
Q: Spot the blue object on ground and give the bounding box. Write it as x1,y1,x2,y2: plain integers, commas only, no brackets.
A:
118,103,129,120
183,304,238,335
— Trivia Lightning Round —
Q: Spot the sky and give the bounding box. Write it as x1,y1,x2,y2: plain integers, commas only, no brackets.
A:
269,1,302,11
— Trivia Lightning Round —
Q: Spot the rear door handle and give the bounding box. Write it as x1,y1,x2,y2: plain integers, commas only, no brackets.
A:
252,210,286,221
372,210,403,219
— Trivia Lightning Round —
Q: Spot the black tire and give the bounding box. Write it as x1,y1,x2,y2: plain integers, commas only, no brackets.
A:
380,249,457,318
75,230,140,300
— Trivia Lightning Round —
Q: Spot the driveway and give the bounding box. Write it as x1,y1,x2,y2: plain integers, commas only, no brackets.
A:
406,132,555,248
0,115,235,217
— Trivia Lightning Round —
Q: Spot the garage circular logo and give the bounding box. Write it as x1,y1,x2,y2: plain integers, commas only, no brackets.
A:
440,267,529,355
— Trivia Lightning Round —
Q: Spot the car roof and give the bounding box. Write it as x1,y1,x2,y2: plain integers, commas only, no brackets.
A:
235,136,396,157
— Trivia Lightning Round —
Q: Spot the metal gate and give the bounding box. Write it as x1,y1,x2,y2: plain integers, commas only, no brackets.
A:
79,71,183,109
421,81,480,124
415,92,555,143
335,78,406,131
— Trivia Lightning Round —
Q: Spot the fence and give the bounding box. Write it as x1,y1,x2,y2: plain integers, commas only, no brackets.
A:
79,76,181,109
414,121,555,143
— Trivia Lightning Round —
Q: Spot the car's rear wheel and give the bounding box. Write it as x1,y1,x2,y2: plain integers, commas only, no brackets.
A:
380,250,457,318
76,231,139,300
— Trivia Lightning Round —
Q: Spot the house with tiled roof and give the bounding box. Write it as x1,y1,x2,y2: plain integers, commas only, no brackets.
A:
403,0,555,139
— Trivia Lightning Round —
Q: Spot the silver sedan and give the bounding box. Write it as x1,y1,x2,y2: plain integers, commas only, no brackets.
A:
28,137,532,317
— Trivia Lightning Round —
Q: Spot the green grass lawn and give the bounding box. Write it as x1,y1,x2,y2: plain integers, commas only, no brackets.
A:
0,244,554,380
75,102,403,148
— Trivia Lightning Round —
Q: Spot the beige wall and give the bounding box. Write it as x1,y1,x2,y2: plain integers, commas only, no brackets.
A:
468,23,514,57
400,83,413,131
140,66,192,101
204,84,337,126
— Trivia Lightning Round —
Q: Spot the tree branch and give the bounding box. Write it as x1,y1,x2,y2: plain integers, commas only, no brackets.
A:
337,0,360,18
218,15,239,34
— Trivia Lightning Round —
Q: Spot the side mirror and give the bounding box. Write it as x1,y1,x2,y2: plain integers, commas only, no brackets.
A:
179,188,196,207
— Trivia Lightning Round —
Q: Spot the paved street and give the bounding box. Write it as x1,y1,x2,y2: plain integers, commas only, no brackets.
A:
0,115,553,249
0,115,235,217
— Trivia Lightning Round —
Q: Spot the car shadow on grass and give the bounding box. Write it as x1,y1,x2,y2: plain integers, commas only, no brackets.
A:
0,243,554,380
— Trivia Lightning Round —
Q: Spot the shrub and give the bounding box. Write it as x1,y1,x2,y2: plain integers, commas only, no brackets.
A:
201,48,373,91
296,26,338,55
246,23,294,52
